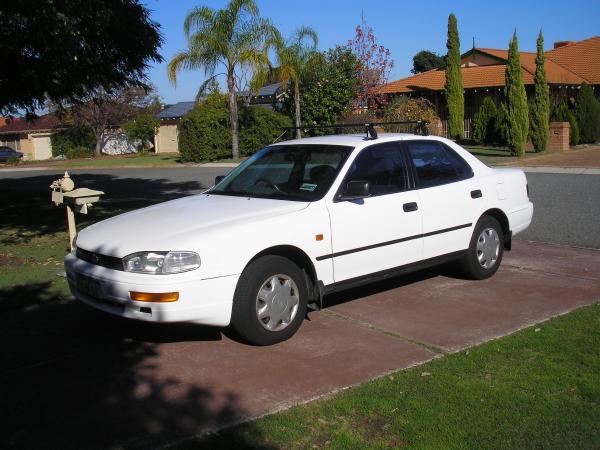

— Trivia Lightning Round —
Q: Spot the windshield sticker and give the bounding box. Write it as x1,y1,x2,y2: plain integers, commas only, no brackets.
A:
300,183,317,192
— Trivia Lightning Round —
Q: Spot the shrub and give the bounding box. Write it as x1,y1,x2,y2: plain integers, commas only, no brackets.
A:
383,97,440,133
574,83,600,144
495,102,510,146
239,107,292,156
178,93,231,162
178,93,293,162
7,155,20,165
551,102,579,146
51,124,96,157
121,113,159,152
472,97,497,144
66,146,94,159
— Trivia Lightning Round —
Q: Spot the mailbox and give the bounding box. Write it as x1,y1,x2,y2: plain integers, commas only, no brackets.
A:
50,172,104,249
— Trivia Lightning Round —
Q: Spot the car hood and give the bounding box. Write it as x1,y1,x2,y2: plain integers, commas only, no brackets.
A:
76,194,309,257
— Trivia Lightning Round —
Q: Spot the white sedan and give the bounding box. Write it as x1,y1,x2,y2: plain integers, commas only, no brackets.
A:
65,133,533,345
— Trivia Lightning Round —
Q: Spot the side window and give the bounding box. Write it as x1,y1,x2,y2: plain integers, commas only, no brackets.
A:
440,143,474,180
407,141,471,188
344,142,407,196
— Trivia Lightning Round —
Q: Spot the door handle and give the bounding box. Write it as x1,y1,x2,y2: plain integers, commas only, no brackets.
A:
403,202,418,212
471,189,482,199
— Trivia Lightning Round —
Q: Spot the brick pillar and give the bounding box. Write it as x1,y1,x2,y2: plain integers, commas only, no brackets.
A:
549,122,570,152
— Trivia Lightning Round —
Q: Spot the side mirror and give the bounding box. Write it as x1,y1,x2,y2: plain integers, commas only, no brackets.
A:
339,180,371,201
214,175,226,185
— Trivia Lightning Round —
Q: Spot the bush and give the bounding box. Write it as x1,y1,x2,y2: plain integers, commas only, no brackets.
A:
66,146,95,159
472,97,497,144
178,93,293,162
383,97,440,133
51,124,96,158
495,102,510,146
574,84,600,144
7,155,20,165
239,107,292,156
551,102,579,146
178,93,231,162
121,113,159,152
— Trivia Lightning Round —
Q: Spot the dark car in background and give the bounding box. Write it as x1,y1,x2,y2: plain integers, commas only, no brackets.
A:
0,146,24,162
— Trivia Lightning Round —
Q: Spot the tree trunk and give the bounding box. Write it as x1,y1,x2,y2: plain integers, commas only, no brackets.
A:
94,130,102,156
294,81,302,139
227,70,239,160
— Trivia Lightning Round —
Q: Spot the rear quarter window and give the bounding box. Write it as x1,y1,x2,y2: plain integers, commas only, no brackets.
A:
406,141,473,188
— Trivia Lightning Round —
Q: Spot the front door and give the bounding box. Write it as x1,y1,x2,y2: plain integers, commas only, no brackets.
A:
325,142,423,282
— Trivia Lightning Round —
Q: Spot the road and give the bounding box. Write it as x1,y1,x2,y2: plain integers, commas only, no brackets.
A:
1,167,599,248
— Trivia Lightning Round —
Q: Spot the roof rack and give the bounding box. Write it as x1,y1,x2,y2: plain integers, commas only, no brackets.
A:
280,120,429,141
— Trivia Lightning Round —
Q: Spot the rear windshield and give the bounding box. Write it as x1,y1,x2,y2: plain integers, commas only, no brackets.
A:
210,144,354,201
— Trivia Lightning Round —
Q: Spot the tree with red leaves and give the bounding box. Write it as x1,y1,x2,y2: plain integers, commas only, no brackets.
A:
348,16,394,112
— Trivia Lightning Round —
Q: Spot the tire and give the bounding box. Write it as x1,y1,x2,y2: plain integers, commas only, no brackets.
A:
230,255,308,345
459,216,504,280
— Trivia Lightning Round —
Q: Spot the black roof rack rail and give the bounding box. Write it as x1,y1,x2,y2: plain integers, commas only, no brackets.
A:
280,120,429,141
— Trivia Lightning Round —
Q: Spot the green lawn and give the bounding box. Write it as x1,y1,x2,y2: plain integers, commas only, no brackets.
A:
190,304,600,450
464,145,548,166
17,153,185,169
0,198,151,312
2,153,250,170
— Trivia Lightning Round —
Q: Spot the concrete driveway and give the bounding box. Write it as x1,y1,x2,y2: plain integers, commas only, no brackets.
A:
1,240,599,449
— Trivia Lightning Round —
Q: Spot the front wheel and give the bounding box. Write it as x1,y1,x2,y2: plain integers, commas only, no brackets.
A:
459,216,504,280
230,255,308,345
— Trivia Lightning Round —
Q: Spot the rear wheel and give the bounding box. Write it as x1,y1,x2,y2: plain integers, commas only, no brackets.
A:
459,216,504,280
231,255,308,345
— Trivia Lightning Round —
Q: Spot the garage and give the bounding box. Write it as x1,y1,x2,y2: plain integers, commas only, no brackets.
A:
32,135,53,160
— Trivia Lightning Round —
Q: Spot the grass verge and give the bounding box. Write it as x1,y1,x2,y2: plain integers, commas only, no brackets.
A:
189,303,600,449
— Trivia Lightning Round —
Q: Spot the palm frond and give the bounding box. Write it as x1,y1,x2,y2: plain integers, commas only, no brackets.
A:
183,6,214,37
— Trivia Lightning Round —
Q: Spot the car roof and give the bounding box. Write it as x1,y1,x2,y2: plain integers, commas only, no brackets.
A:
273,133,454,148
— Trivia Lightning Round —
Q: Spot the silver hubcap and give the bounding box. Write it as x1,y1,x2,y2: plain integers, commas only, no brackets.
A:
476,227,500,269
256,274,300,332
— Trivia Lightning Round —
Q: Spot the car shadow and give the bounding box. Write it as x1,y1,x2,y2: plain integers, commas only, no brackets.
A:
322,263,461,309
0,282,275,449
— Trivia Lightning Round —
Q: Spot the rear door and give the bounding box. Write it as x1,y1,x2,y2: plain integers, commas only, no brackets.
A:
325,141,422,282
404,140,485,260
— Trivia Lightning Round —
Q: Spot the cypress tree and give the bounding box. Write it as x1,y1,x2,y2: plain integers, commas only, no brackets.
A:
530,31,550,152
574,83,600,143
445,13,464,140
505,31,529,155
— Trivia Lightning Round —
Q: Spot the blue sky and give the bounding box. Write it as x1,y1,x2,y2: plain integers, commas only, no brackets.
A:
145,0,600,104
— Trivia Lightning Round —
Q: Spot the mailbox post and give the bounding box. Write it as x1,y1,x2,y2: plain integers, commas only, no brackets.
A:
50,172,104,250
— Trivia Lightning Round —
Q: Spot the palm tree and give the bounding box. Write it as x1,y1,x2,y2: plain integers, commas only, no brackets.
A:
255,27,318,139
167,0,278,159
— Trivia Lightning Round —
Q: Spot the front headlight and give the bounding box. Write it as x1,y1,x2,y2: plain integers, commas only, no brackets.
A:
123,251,200,274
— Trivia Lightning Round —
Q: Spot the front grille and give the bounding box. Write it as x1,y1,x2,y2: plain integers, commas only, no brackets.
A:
76,248,123,271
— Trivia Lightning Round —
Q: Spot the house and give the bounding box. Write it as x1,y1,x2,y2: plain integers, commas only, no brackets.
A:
0,114,65,160
380,36,600,138
154,83,284,153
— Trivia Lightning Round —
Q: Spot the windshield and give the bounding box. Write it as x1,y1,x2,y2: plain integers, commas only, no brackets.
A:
209,144,354,201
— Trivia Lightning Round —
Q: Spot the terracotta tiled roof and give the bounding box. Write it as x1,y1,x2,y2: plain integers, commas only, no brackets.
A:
546,36,600,84
381,37,598,95
0,114,64,134
476,48,586,84
379,65,534,94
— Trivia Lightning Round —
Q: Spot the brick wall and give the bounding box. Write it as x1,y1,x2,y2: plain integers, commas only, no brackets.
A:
549,122,570,151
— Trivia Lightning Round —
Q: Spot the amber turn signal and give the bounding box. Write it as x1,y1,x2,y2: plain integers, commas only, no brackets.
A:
129,291,179,302
315,234,324,241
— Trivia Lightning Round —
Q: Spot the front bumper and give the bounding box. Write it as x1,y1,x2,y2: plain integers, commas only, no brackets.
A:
65,253,239,326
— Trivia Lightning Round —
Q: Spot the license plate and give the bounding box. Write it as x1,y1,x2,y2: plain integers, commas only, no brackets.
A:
77,274,104,299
